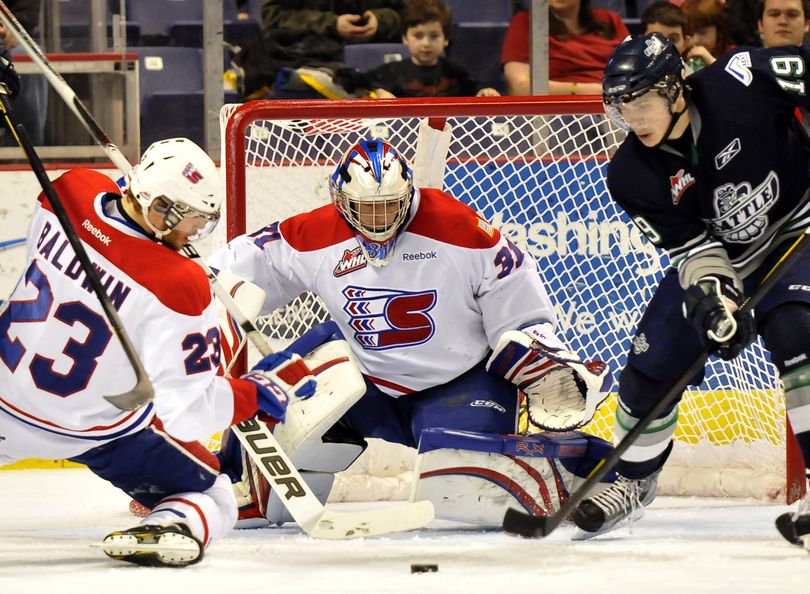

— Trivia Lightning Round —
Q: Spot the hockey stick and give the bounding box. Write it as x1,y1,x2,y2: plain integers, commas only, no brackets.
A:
181,244,435,539
0,237,25,251
0,90,153,411
503,230,810,538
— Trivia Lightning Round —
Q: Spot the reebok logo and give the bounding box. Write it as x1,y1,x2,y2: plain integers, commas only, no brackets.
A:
401,251,437,261
715,138,741,170
82,219,111,246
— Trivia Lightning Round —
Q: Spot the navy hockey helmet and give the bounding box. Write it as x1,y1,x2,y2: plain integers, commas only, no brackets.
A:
602,33,685,128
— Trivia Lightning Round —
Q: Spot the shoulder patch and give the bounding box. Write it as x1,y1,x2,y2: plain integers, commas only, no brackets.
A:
406,189,501,249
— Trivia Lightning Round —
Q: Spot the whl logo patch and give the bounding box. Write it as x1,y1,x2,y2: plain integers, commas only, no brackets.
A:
670,169,696,205
334,247,367,277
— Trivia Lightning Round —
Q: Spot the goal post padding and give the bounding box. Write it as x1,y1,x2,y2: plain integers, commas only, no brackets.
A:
218,96,804,503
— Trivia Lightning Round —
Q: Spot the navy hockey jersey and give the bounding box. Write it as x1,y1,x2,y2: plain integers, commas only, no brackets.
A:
607,45,810,278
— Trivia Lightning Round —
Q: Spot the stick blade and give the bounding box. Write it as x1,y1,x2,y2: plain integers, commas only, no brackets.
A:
502,507,555,538
309,501,435,540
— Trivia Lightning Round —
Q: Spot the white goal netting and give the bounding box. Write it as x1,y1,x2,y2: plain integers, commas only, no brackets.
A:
217,97,803,503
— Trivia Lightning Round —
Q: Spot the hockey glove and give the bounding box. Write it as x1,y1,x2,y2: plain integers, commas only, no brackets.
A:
683,276,756,361
241,351,317,422
0,47,19,99
487,325,611,431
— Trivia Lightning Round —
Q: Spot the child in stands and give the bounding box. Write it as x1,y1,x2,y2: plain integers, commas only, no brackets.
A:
366,0,500,98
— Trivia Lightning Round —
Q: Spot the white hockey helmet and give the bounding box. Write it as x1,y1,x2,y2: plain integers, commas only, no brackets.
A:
329,139,414,266
126,137,222,242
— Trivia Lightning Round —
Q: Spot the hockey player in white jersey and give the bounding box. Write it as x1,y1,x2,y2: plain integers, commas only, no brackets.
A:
209,139,615,527
0,136,315,566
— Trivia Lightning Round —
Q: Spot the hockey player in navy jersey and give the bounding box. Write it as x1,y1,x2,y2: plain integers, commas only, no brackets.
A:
209,138,617,528
571,32,810,548
0,135,315,566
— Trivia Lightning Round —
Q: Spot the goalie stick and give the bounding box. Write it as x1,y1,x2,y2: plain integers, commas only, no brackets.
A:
502,229,810,538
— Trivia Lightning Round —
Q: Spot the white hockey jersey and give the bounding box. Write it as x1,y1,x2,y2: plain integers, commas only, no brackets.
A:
208,188,559,396
0,169,257,461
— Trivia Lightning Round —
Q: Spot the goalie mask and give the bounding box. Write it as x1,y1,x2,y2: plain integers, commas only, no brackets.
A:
602,33,686,141
329,139,414,266
127,137,222,243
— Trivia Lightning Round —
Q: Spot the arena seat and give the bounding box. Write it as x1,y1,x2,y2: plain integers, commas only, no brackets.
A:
447,23,508,93
130,46,205,148
443,0,511,24
169,20,262,49
126,0,202,39
57,0,140,51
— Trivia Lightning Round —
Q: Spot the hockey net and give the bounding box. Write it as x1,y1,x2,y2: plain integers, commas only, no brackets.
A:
218,96,804,504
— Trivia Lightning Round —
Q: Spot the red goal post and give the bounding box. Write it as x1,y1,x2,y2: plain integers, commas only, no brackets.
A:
220,96,805,503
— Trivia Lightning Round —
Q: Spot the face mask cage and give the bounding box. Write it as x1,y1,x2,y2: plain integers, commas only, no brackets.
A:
329,178,412,242
151,195,220,242
603,74,682,131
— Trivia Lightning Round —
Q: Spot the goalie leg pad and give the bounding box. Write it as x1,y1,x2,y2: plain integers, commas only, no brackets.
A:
411,428,614,527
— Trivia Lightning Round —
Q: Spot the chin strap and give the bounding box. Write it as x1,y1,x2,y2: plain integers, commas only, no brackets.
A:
654,103,688,149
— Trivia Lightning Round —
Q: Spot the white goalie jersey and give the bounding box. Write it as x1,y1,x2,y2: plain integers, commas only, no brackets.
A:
208,188,561,396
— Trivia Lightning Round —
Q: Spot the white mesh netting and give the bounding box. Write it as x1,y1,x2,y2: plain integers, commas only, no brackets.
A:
216,98,798,502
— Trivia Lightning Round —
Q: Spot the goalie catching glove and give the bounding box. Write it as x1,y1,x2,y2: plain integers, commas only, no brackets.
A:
683,275,756,361
241,351,317,422
486,324,611,431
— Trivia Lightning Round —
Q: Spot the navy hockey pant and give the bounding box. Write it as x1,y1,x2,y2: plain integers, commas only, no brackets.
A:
339,357,518,449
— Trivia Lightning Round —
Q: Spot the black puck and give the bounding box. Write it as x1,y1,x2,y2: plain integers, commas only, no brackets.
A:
410,563,438,573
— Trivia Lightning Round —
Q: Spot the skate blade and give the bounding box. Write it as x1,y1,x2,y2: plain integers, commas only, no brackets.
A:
93,532,202,566
571,507,646,541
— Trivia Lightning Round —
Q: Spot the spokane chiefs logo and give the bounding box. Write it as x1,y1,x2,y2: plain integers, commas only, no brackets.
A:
343,285,437,350
183,162,203,183
334,247,367,277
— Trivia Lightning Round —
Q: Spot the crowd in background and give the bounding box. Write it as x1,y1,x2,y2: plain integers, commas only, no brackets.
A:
2,0,809,149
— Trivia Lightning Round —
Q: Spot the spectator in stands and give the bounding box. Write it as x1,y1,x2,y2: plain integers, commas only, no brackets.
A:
240,1,405,99
500,0,629,96
367,0,500,98
681,0,734,67
0,0,46,147
758,0,809,47
725,0,762,46
235,0,252,20
641,1,690,54
641,1,714,73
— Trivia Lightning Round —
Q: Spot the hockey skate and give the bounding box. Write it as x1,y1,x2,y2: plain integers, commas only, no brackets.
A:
99,523,203,567
572,472,659,540
775,490,810,550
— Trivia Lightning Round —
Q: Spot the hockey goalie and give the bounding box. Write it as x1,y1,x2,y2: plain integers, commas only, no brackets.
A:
205,138,618,530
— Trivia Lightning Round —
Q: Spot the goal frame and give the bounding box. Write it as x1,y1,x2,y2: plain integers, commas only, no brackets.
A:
222,96,805,504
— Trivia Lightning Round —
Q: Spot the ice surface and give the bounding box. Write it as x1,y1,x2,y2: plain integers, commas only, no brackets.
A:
1,468,809,594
